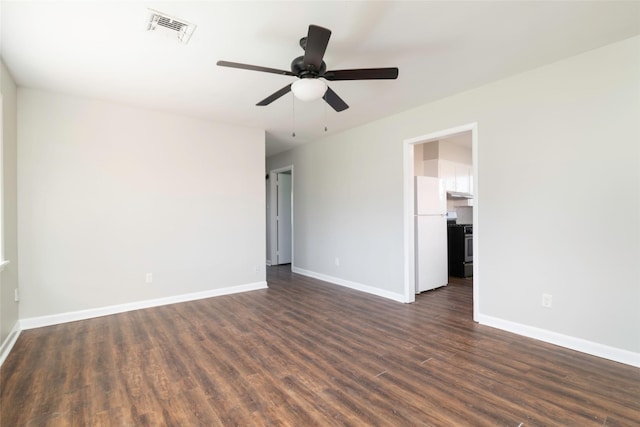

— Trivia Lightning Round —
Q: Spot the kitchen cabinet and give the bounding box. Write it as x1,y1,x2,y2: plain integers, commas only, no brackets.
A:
455,163,473,194
423,159,473,195
440,160,457,192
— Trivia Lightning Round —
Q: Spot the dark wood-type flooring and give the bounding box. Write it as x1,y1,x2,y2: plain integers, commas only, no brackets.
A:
1,266,639,426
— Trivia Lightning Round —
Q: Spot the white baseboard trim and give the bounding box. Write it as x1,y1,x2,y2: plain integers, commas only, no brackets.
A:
292,266,406,303
477,313,640,368
0,321,22,367
20,281,268,330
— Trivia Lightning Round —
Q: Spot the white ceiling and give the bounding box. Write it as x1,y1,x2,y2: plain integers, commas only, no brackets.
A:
2,1,639,156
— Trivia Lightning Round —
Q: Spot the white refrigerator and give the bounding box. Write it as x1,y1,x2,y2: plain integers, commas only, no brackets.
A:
415,176,448,293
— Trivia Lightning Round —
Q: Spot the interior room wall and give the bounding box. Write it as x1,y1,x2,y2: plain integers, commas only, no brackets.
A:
0,59,19,345
267,36,640,358
413,143,424,176
421,141,439,161
438,140,471,164
18,89,265,320
268,126,406,301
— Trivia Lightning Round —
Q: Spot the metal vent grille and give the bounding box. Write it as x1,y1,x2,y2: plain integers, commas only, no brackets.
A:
157,16,186,32
147,9,196,44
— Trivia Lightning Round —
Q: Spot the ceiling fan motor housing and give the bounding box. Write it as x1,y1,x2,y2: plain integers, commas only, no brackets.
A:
291,56,326,78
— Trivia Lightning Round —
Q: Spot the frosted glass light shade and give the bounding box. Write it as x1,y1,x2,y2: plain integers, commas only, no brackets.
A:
291,78,327,101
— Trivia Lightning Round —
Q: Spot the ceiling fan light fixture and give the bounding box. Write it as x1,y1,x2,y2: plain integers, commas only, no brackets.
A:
291,78,327,101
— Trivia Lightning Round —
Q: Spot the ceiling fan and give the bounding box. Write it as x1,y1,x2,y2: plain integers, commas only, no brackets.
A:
217,24,399,112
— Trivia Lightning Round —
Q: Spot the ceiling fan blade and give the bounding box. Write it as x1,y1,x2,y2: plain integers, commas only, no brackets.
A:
303,25,331,70
323,87,349,112
217,60,295,77
257,84,293,106
323,67,399,81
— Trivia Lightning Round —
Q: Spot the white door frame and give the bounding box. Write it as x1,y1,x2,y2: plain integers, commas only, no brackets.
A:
403,122,479,321
269,165,294,266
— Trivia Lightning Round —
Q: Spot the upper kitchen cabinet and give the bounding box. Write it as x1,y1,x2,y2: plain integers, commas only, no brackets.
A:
424,159,472,194
419,136,474,209
454,163,473,194
417,135,473,196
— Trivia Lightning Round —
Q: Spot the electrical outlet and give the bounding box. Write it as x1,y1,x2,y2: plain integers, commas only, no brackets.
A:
335,257,340,266
145,273,153,284
542,293,552,308
14,288,19,302
255,265,262,274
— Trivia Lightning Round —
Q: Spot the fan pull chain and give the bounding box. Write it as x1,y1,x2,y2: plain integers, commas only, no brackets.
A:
292,94,296,137
324,97,328,132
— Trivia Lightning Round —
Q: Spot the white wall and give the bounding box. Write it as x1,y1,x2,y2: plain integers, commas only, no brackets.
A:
268,36,640,359
18,89,265,319
438,140,471,164
413,143,424,175
0,59,19,345
269,122,406,300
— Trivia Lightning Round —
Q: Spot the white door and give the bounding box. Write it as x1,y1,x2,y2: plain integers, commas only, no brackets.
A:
276,172,292,264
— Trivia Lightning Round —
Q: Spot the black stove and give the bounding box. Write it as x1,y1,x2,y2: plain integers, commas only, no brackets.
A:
447,224,473,277
448,223,472,235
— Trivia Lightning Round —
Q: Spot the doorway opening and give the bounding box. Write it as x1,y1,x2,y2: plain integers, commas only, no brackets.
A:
403,123,478,321
267,166,293,267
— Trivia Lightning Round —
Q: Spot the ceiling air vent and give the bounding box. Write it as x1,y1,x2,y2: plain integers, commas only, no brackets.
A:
147,9,196,44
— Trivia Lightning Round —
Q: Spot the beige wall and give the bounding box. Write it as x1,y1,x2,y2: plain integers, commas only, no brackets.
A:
413,143,424,175
420,140,470,164
421,141,438,161
0,59,19,346
438,140,471,164
268,36,640,359
18,89,265,319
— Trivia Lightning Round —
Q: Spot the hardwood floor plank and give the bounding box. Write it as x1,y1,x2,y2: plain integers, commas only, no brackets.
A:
2,266,639,426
